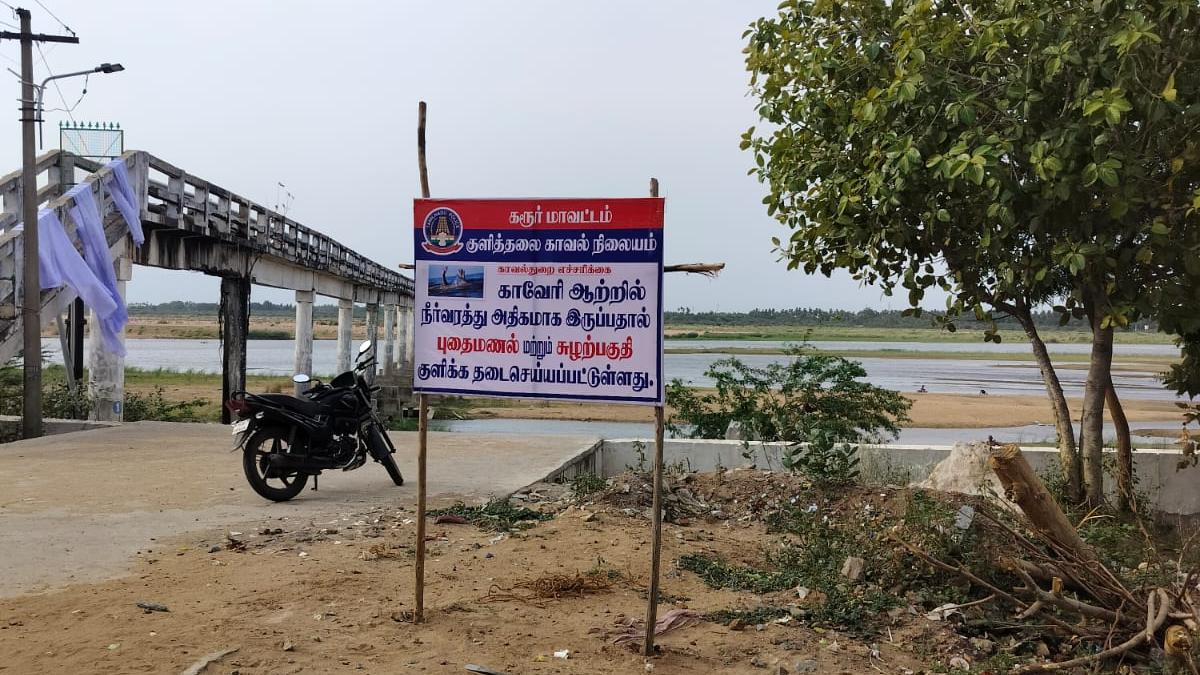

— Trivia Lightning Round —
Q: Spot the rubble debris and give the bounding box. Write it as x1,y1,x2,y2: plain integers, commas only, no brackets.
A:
180,647,238,675
594,608,702,647
840,556,864,581
135,601,169,613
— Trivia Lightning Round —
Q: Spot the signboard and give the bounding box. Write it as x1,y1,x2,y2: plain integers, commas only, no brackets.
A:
412,198,664,404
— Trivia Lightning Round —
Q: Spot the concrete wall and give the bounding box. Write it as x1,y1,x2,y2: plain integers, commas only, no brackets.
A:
587,439,1200,517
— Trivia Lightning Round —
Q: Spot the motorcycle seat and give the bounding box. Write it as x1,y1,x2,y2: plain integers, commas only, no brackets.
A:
249,393,326,418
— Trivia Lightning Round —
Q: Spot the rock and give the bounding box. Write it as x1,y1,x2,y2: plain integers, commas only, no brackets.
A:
136,601,169,613
794,659,818,673
915,442,1015,507
948,655,970,671
794,586,810,600
775,665,790,675
433,514,469,525
728,618,746,631
969,637,994,655
282,641,295,652
750,655,768,668
841,556,865,581
1035,642,1051,658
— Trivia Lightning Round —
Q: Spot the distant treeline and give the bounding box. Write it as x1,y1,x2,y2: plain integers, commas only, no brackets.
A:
664,307,1136,331
128,301,363,320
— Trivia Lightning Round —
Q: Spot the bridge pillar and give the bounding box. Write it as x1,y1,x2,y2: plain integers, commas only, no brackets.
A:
336,298,354,374
394,299,406,372
382,305,396,376
88,252,131,422
365,302,379,384
294,290,314,395
219,275,250,425
403,297,414,376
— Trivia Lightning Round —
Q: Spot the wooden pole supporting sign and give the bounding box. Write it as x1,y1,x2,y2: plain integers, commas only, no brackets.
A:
643,177,666,657
414,100,431,624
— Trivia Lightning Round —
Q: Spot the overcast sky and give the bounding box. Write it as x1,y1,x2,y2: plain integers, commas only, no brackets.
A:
0,1,913,311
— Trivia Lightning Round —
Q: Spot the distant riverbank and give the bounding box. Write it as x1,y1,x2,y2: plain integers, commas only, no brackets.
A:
43,315,1179,345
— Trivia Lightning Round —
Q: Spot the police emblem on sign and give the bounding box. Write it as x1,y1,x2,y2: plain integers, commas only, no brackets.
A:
421,207,464,255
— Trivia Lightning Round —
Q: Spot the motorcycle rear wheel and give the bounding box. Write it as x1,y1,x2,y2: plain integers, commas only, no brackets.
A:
243,427,309,502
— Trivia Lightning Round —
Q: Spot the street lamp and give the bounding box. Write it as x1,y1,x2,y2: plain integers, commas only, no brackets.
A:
35,62,125,146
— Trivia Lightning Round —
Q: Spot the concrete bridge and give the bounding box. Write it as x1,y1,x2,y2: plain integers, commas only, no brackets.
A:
0,150,415,423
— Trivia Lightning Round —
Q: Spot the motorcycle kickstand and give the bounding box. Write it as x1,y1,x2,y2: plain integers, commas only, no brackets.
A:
311,474,318,491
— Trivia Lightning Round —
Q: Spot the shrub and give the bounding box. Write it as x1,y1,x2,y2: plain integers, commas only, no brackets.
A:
666,344,910,486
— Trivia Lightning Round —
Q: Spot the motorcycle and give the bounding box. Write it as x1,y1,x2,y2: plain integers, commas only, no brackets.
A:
226,340,404,502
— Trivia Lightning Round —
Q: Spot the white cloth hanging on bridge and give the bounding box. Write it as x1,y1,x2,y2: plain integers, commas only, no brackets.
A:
21,209,118,324
68,182,128,356
101,158,144,247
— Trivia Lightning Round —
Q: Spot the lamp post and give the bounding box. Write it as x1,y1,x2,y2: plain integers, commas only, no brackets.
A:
36,62,124,146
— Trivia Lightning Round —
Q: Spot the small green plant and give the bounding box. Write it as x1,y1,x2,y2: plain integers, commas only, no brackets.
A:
123,386,208,422
568,472,607,498
665,344,909,487
626,440,648,475
429,498,551,532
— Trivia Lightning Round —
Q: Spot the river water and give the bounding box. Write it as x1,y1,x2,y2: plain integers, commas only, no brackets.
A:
41,337,1179,401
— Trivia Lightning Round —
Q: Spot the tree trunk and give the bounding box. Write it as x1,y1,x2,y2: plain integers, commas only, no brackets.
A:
1105,376,1134,513
1081,314,1114,507
1017,310,1082,503
990,444,1096,563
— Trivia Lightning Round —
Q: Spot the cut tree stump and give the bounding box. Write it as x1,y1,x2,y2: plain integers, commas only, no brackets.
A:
989,444,1096,563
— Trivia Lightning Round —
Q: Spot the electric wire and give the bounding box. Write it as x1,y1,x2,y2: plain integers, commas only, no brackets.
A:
32,0,72,36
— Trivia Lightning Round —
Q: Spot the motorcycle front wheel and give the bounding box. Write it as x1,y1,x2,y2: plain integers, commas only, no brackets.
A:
243,427,309,502
366,425,404,486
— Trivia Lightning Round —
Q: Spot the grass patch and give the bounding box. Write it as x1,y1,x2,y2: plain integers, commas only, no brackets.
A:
568,472,608,498
703,606,790,625
247,329,292,340
429,498,552,532
662,324,1175,345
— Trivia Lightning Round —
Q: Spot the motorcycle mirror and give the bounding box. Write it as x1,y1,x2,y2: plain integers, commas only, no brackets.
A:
357,340,372,356
292,373,311,384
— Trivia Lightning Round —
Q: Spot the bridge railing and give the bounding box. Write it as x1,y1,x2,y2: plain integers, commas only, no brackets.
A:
139,153,411,294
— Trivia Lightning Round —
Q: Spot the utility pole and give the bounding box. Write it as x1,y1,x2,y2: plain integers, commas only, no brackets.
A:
1,9,78,438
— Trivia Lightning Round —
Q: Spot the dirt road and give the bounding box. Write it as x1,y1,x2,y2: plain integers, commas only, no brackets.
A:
0,422,596,596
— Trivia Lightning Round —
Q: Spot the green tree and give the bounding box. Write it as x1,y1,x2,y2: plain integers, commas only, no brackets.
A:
665,346,911,485
745,0,1200,505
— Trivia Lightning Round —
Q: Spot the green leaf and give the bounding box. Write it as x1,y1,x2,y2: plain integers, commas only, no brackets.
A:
936,208,951,222
1098,166,1119,186
1082,163,1099,186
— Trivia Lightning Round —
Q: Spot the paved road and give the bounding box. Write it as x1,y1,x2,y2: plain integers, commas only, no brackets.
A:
0,422,596,597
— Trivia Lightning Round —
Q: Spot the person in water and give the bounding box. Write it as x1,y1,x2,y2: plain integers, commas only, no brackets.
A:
441,267,448,287
458,268,467,284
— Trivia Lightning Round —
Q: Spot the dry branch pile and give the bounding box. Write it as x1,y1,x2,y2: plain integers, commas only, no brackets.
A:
896,444,1199,674
479,569,619,608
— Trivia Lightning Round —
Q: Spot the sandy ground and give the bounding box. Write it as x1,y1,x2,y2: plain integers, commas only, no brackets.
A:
0,423,596,596
468,392,1182,429
0,478,932,675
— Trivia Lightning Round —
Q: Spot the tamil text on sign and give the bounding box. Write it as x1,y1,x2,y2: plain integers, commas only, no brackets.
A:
412,198,664,404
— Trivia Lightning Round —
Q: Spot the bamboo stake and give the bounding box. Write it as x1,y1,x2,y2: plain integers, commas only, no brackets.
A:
414,100,431,623
644,177,665,657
